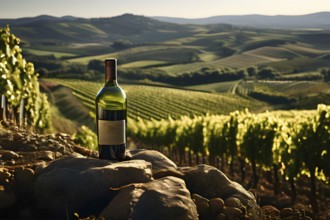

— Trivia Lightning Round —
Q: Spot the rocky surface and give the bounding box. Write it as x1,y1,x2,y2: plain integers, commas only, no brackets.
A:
100,176,198,220
0,122,317,219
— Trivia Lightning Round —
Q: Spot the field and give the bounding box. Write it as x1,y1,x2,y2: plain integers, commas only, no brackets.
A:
45,79,263,123
43,78,330,136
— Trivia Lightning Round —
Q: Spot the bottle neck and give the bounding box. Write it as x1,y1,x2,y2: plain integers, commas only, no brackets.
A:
104,59,118,85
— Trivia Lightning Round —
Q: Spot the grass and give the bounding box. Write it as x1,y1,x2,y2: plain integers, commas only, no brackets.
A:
67,45,194,64
47,104,78,134
282,43,330,57
43,82,96,132
121,60,169,68
244,46,301,60
185,80,240,93
236,80,330,109
265,57,330,73
25,48,77,58
281,71,322,80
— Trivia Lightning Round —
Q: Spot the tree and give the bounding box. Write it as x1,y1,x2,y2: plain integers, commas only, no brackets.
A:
112,39,133,50
88,59,104,73
257,67,280,79
321,68,330,82
246,66,258,77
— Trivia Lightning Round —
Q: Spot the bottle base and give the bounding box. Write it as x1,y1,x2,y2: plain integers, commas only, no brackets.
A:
99,144,126,161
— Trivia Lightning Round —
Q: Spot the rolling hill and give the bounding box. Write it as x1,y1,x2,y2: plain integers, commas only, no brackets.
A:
1,13,330,80
0,14,193,44
154,12,330,29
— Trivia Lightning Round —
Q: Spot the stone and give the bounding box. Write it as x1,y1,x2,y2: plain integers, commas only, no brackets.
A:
36,151,54,161
280,207,294,218
181,165,256,205
0,190,16,209
225,197,242,208
15,168,35,185
14,168,35,195
0,170,11,184
99,176,198,220
192,193,209,216
153,167,184,179
209,198,225,215
34,155,153,218
181,164,258,217
130,149,177,172
216,213,226,220
1,150,20,160
261,205,280,216
223,206,243,219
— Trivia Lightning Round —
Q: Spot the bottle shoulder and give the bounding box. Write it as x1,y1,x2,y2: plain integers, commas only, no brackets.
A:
96,84,127,110
96,84,126,99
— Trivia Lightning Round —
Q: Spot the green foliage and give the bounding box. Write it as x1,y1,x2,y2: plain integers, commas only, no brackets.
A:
112,39,133,50
0,26,50,130
246,66,258,77
257,67,280,79
128,105,330,184
87,59,104,73
241,112,278,168
73,125,97,150
320,68,330,82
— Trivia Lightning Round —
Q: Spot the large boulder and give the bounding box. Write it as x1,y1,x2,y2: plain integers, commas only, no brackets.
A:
129,149,177,172
100,176,198,220
34,155,153,218
181,164,256,206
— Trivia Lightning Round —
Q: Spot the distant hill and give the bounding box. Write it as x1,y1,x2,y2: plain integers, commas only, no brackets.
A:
1,12,330,46
0,14,192,44
153,12,330,29
1,12,330,80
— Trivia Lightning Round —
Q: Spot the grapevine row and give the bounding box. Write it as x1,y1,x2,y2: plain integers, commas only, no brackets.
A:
128,104,330,213
48,79,260,120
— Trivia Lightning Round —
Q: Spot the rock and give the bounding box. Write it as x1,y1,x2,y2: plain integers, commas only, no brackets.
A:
0,190,16,209
99,176,198,220
130,149,177,172
280,207,294,218
261,205,280,216
15,168,35,185
153,167,184,179
225,197,242,208
36,151,54,161
223,206,243,219
0,170,11,184
1,150,20,160
216,213,226,220
14,168,35,195
34,155,153,218
192,193,209,216
181,165,256,205
209,198,225,215
181,164,258,218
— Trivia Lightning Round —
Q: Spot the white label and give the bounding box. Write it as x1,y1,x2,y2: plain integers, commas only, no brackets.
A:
98,120,126,145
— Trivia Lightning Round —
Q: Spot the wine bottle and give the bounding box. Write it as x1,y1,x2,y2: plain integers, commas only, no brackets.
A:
96,58,127,160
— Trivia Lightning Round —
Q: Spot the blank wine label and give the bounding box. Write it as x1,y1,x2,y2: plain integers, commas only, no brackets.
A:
98,120,126,145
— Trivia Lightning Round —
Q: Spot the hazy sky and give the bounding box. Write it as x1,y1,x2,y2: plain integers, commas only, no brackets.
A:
1,0,329,19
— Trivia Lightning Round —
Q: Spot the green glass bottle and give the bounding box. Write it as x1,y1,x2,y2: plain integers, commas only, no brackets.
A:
96,58,127,160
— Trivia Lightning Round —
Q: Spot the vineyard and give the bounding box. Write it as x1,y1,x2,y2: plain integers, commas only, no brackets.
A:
47,79,262,120
0,26,49,131
45,77,330,215
127,105,330,215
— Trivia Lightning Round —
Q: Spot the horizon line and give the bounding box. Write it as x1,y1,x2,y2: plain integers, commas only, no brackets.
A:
0,11,329,20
